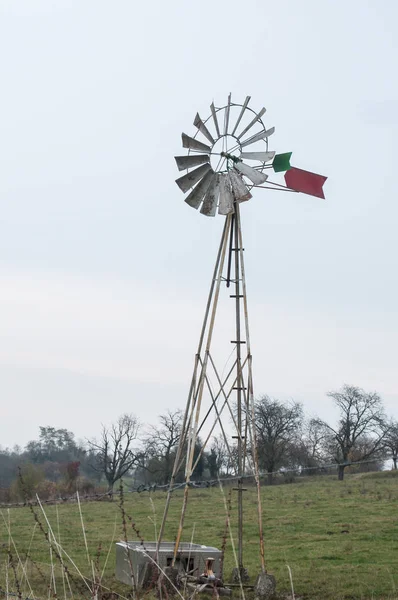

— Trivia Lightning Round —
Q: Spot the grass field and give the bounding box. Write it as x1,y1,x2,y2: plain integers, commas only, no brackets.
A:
1,471,398,600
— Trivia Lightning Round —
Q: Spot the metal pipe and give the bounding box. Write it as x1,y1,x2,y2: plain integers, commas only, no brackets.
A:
226,213,235,288
197,217,229,354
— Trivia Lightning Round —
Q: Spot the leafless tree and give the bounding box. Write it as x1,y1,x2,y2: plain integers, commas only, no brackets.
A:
288,418,327,474
304,418,328,463
88,414,142,491
253,396,303,484
384,421,398,470
315,385,387,480
143,410,182,484
345,434,385,472
206,435,238,478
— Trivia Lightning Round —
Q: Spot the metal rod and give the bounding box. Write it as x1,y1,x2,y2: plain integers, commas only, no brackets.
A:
234,201,244,571
190,356,236,474
226,213,235,288
248,360,266,572
237,209,266,573
207,353,242,435
175,357,238,476
197,355,235,450
196,357,238,437
191,355,250,474
197,217,229,354
174,354,249,478
236,362,249,473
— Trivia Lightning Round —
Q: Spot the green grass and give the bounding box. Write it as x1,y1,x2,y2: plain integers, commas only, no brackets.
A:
1,471,398,599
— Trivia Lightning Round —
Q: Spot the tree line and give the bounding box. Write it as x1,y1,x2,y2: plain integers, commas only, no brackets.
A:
0,384,397,501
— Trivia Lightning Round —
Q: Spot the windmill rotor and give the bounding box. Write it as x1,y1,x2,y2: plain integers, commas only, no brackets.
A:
175,95,279,215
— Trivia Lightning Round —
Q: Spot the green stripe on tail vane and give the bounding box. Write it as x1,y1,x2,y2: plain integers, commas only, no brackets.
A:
272,152,292,173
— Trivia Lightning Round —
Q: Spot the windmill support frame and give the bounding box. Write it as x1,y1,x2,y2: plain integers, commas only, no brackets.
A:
156,199,266,578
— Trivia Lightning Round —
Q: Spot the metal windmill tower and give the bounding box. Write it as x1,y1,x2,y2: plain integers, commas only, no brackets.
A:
156,94,327,582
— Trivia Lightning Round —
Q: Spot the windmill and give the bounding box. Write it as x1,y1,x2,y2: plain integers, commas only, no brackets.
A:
157,95,327,588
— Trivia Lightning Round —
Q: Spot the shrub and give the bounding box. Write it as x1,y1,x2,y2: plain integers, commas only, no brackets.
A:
36,480,58,500
10,464,45,501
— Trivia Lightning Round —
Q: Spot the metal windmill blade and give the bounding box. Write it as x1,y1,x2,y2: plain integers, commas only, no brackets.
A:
231,96,251,136
175,163,212,193
200,174,220,216
236,107,266,140
193,113,215,145
181,133,211,153
240,127,275,148
234,161,268,185
185,170,215,209
210,101,220,137
228,170,252,203
218,173,234,215
240,151,275,162
175,154,210,171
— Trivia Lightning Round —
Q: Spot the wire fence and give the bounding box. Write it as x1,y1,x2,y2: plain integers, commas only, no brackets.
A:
0,455,395,509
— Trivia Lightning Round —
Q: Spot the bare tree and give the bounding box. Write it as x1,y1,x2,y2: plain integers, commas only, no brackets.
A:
385,421,398,470
304,418,328,463
88,414,142,491
253,396,303,484
206,435,238,478
316,385,387,480
346,434,385,472
288,419,327,474
143,410,182,484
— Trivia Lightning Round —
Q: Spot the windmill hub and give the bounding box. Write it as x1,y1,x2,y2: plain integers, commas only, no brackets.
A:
220,151,239,162
210,135,240,170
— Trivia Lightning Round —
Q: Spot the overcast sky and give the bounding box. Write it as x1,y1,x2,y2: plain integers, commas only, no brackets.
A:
0,0,397,449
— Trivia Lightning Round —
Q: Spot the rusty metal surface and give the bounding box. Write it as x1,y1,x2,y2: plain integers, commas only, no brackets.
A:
228,171,252,203
185,170,214,208
176,163,212,193
182,133,211,153
200,173,219,216
175,154,210,171
234,162,268,185
218,173,234,215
